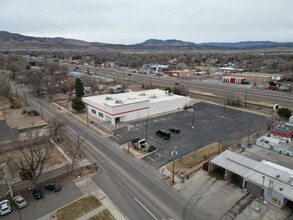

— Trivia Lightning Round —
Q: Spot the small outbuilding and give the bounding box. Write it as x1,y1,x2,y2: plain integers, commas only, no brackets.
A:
209,150,293,209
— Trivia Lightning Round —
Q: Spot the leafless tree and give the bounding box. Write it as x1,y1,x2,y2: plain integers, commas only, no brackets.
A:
49,118,65,142
0,73,12,102
226,92,242,106
66,78,75,100
4,128,54,189
64,133,85,172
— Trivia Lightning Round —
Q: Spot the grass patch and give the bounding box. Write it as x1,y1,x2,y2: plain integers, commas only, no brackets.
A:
57,196,102,220
0,96,10,110
18,124,49,133
88,209,115,220
166,142,228,175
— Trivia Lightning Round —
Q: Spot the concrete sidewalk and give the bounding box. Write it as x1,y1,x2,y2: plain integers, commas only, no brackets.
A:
75,177,127,220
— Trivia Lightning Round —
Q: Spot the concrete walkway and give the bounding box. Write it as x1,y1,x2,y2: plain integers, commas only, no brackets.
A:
76,205,106,220
75,177,127,220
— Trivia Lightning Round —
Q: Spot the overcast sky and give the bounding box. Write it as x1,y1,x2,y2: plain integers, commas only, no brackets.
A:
0,0,292,44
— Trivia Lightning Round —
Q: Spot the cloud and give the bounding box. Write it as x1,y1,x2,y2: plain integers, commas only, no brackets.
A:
0,0,292,44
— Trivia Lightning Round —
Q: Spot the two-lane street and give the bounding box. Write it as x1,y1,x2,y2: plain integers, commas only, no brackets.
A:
11,84,214,220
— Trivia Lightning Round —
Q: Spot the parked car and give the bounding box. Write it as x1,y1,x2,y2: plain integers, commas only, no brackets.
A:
32,188,43,200
175,82,180,85
45,183,61,192
13,195,27,209
0,200,11,216
169,127,180,134
156,130,171,140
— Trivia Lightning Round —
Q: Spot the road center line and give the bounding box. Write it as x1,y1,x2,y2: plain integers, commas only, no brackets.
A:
134,197,158,220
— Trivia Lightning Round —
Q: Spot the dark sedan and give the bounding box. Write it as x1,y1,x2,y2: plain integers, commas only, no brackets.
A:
169,127,180,133
44,183,61,192
32,188,43,200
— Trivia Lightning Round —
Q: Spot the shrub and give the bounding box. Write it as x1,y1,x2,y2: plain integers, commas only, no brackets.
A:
277,108,292,119
148,145,156,152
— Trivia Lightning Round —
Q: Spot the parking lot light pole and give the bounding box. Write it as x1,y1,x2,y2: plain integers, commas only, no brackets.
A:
192,105,196,129
172,144,176,184
145,118,148,144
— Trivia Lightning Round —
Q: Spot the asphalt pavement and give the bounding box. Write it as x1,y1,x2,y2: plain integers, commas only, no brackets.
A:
1,182,82,220
12,83,213,220
111,102,266,168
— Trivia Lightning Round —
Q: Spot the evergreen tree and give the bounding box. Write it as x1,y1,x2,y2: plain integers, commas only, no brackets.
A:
72,97,85,112
75,78,84,98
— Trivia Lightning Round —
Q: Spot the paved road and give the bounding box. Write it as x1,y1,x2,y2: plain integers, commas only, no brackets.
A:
12,84,213,220
111,102,266,168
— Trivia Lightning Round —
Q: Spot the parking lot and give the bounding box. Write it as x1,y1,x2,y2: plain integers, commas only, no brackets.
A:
111,102,266,168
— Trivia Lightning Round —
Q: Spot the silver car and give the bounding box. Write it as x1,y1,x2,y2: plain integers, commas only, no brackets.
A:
13,195,27,209
0,200,11,216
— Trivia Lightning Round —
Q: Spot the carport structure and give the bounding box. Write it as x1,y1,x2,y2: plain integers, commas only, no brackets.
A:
209,150,293,209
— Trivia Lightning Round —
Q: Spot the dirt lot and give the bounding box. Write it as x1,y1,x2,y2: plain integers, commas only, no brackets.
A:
166,142,228,175
2,106,46,128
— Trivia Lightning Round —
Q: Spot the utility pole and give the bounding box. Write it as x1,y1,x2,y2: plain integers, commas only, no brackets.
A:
127,124,130,154
86,166,90,196
86,105,89,127
15,86,18,97
218,133,221,155
67,98,70,115
149,77,152,88
172,144,176,184
248,120,252,143
145,118,148,143
24,92,28,105
186,82,189,96
39,101,44,119
244,90,247,107
223,99,226,118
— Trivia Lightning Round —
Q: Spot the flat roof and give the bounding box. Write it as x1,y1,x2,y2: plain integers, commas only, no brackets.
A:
83,89,189,107
211,150,293,201
272,124,293,136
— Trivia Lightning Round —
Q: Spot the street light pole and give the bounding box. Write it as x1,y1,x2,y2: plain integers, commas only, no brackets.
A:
223,100,226,118
172,144,176,184
192,108,195,129
145,118,148,143
39,101,44,119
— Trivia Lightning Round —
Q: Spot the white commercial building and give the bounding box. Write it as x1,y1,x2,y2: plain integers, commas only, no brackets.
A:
82,89,190,125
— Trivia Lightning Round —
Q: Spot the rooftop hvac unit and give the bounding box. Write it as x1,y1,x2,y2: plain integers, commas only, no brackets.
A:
115,100,123,104
149,95,157,99
105,97,113,100
139,92,146,96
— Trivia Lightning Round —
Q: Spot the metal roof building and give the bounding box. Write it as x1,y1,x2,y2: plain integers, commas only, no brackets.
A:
209,150,293,209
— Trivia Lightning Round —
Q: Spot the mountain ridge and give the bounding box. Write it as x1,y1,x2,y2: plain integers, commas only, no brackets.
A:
1,31,293,51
